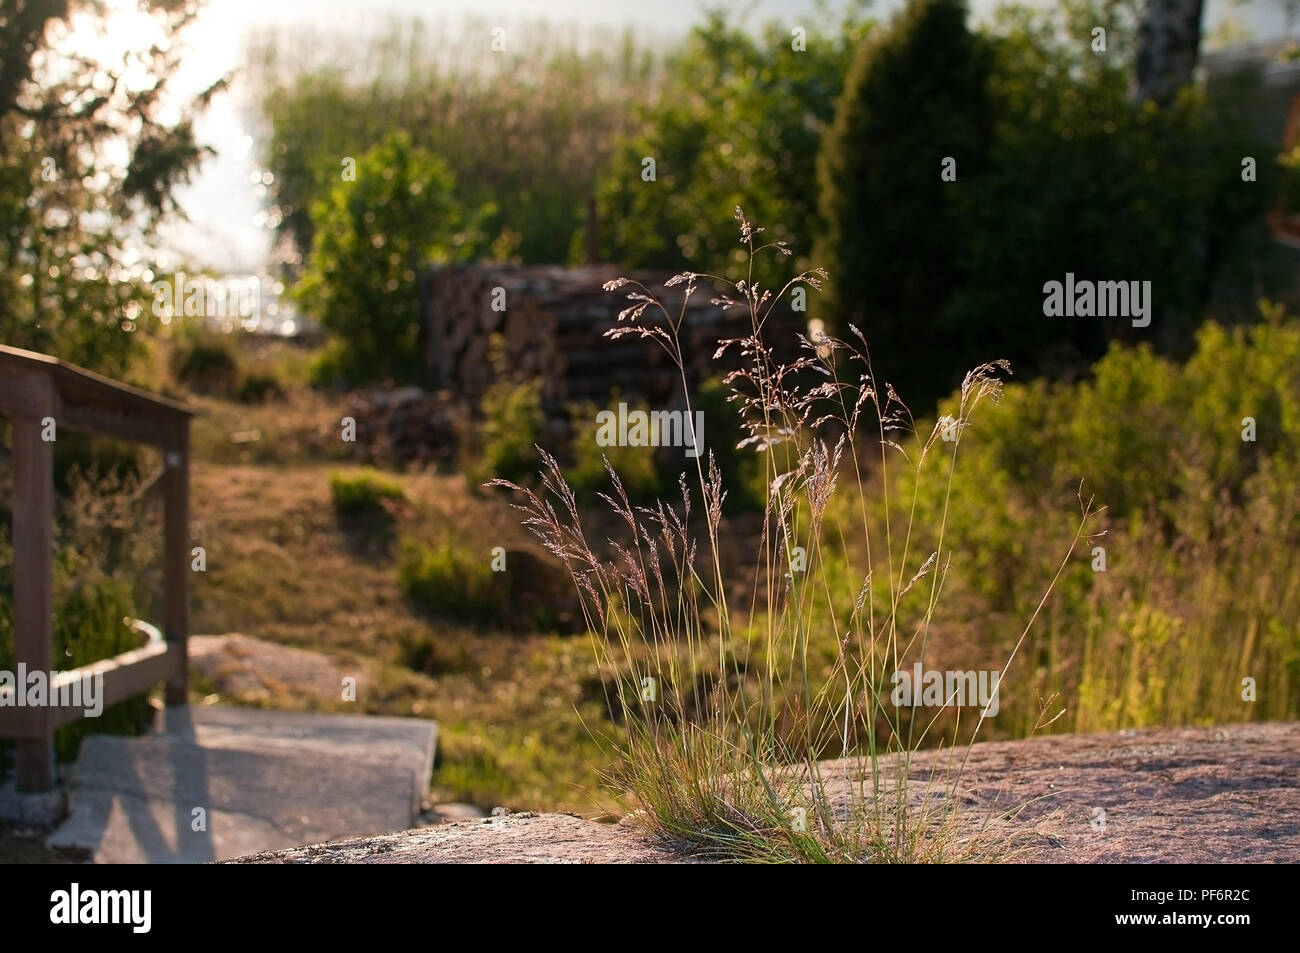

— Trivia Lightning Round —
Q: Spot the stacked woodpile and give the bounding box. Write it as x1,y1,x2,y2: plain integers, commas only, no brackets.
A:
344,386,470,466
342,265,811,467
420,266,566,402
419,264,808,409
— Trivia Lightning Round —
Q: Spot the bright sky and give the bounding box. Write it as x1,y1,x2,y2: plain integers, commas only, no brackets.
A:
75,0,1296,273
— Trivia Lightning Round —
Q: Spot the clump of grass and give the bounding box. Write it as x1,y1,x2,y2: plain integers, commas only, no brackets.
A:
329,468,405,515
394,623,476,675
471,376,546,486
170,331,240,395
566,396,661,502
236,370,285,404
398,540,500,625
492,208,1092,862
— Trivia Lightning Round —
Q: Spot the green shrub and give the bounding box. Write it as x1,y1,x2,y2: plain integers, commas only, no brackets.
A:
902,303,1300,731
0,464,161,780
293,132,487,385
398,541,500,625
236,371,285,404
565,398,661,503
816,0,995,404
307,340,351,389
329,469,405,515
590,9,867,280
50,579,152,762
170,332,240,395
816,0,1272,409
394,624,475,675
473,378,545,486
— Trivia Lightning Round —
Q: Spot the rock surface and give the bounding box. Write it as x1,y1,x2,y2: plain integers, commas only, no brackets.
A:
233,723,1299,864
190,634,365,706
228,812,690,864
882,721,1299,863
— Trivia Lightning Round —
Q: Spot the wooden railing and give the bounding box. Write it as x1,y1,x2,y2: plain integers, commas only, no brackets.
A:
0,344,193,792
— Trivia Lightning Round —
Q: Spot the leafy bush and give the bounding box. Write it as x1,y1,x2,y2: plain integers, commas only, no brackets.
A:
394,624,476,676
473,378,546,486
565,398,661,503
293,131,486,385
0,465,160,779
51,580,153,762
236,371,285,404
816,0,1274,408
590,8,869,280
398,541,500,625
816,0,995,405
306,339,351,389
170,332,240,396
329,469,406,515
902,302,1300,731
0,580,153,775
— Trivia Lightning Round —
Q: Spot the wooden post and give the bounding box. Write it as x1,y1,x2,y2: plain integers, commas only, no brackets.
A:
0,348,196,783
13,408,55,791
163,426,190,706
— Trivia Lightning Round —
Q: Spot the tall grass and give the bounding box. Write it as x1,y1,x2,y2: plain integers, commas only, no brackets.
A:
492,210,1091,862
398,540,499,625
329,468,406,515
916,311,1300,733
249,17,662,266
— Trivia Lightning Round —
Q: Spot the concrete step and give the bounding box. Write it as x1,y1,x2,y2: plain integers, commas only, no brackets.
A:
46,705,438,864
160,705,438,814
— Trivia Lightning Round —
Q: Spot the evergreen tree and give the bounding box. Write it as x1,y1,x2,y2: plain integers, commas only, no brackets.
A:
815,0,995,404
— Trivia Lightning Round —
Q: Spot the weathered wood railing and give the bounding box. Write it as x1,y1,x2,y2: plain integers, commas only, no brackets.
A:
0,344,193,792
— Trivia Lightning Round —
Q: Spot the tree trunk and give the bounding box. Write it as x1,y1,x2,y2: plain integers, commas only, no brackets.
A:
1136,0,1206,107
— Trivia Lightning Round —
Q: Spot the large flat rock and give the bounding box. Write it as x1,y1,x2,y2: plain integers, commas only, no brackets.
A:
189,634,369,706
892,721,1300,863
234,723,1300,864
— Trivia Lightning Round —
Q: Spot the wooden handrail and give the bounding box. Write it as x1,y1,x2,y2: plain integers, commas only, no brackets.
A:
0,345,194,792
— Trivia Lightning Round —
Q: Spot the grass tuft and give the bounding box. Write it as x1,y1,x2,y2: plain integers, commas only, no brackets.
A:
329,468,406,515
493,208,1091,862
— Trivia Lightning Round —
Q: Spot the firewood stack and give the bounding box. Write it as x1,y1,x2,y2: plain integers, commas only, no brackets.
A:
344,386,470,466
420,264,807,410
421,266,566,403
